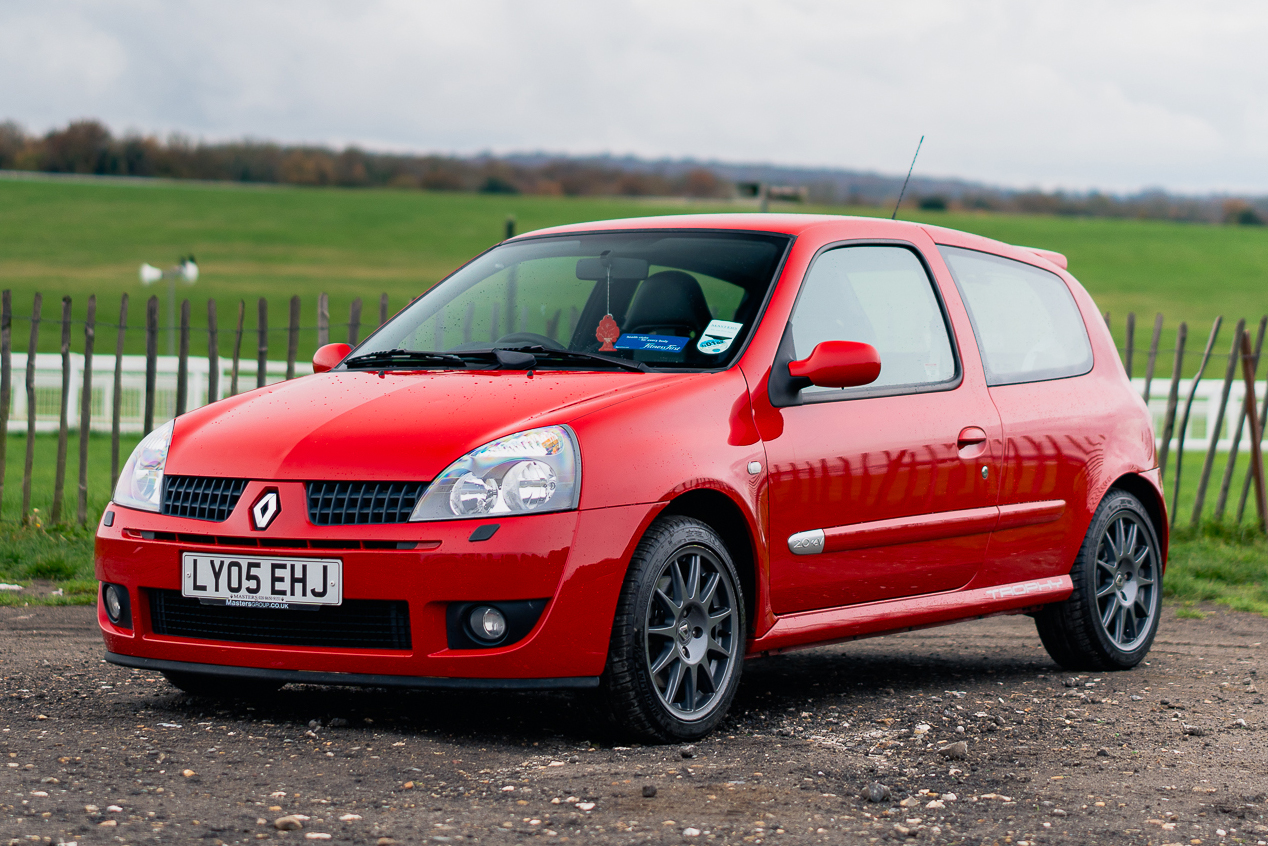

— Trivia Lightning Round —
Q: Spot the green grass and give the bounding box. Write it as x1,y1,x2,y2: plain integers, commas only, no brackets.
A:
0,521,97,605
0,432,141,522
0,431,138,605
2,175,1267,373
3,431,1262,615
1167,529,1268,615
0,177,748,360
1,176,1267,609
6,522,1262,616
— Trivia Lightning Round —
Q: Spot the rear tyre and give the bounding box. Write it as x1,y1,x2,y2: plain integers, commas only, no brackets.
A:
600,516,745,742
1035,490,1163,671
162,670,283,699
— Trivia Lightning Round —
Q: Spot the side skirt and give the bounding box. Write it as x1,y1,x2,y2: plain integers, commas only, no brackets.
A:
749,575,1072,656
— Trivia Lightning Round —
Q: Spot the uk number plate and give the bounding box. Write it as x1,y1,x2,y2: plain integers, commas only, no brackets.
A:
181,553,342,608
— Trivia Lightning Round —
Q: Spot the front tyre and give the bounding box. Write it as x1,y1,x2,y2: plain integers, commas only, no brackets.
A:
1036,490,1163,671
601,516,745,742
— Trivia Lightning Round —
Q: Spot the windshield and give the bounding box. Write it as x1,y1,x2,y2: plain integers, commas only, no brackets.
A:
348,230,791,371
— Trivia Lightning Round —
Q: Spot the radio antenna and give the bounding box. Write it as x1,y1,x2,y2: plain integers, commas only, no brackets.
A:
891,135,924,220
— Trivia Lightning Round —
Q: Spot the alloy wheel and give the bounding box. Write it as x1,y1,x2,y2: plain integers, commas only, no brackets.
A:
643,546,739,721
1094,512,1159,651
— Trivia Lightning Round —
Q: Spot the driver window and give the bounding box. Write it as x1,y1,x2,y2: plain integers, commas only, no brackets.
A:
789,245,957,395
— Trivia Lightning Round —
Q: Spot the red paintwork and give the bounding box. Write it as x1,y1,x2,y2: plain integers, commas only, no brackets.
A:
788,341,882,388
312,343,352,373
98,213,1165,683
1026,248,1068,270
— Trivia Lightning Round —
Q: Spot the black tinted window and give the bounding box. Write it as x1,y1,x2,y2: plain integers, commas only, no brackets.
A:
939,246,1093,386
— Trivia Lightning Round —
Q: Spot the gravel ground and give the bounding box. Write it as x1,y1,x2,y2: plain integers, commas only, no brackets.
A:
1,604,1265,845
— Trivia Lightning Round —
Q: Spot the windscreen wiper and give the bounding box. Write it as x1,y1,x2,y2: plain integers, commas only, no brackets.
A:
504,346,649,373
345,346,647,373
342,349,467,369
347,348,542,370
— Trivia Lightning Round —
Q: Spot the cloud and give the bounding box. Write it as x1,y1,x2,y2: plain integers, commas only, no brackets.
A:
1,0,1267,192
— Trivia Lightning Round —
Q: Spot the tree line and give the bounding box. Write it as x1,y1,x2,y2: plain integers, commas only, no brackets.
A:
1,118,1264,225
0,119,730,198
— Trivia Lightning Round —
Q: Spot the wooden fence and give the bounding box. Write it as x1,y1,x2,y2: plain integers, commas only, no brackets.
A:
2,293,1266,533
1,290,390,526
1112,311,1268,532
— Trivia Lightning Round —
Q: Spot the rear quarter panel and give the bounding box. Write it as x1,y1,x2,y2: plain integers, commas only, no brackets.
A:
927,227,1165,584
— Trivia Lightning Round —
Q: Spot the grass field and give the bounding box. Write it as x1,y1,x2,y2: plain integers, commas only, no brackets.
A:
2,174,1268,371
1,175,1266,613
0,432,142,521
0,432,1263,615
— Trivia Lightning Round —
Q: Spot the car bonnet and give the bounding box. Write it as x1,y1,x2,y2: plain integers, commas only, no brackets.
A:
164,369,689,481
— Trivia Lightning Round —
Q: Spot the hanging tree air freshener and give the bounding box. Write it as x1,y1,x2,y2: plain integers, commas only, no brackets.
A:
595,251,621,352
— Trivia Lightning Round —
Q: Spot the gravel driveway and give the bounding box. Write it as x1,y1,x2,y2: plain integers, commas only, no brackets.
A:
1,604,1265,845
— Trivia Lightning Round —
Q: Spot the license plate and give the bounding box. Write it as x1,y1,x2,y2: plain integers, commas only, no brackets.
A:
181,553,342,608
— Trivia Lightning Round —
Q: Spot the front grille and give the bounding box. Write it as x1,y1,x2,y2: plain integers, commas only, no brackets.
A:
148,590,411,650
162,476,248,522
306,481,427,525
139,531,438,552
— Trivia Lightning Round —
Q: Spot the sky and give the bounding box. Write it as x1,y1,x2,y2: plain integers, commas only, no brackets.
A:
1,1,1267,194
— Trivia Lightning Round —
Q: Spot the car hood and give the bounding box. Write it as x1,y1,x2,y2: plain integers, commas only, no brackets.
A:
166,369,690,480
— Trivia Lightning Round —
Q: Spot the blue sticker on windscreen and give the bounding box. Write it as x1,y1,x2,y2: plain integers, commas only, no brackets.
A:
613,334,689,353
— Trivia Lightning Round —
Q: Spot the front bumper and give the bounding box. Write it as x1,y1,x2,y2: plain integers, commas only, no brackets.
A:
96,482,659,682
104,652,599,690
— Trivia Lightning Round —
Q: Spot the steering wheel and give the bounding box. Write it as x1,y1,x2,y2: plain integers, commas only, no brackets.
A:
494,332,567,351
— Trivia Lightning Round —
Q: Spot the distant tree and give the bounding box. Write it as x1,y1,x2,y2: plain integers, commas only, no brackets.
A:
41,120,112,173
480,175,519,194
1223,199,1265,226
116,135,160,177
10,116,1268,224
616,172,670,196
0,121,27,169
335,149,370,186
681,167,727,198
418,158,468,191
529,178,564,196
279,150,337,185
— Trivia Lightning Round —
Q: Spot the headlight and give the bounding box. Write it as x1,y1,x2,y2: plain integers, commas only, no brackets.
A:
113,420,174,512
410,425,580,521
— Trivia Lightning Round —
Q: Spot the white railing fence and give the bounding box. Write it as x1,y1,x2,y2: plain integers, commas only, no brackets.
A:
1135,377,1266,455
2,356,1264,453
5,353,293,435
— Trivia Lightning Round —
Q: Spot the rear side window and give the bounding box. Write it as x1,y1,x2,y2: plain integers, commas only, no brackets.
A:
789,245,957,395
939,246,1093,386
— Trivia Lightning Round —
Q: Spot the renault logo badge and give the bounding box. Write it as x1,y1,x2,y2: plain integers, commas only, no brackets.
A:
250,488,281,531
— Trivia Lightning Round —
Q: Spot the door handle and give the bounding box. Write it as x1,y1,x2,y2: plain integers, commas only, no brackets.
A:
957,427,987,448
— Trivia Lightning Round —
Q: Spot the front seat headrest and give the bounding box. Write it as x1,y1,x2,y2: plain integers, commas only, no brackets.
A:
622,270,713,338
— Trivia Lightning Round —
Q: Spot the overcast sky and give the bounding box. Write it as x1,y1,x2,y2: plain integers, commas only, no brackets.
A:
2,1,1266,194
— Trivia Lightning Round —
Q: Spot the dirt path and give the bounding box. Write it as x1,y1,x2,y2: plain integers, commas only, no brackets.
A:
1,605,1265,845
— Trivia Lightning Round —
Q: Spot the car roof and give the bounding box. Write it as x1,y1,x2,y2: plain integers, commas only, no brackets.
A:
519,214,1069,273
523,212,904,238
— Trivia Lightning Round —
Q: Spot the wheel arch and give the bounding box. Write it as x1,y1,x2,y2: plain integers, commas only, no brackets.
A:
660,489,758,633
1108,473,1169,567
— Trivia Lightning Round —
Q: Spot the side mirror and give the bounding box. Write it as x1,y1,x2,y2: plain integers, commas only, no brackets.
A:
788,340,881,389
313,343,352,374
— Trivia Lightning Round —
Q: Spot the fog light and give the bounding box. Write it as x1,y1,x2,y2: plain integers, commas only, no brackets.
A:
103,583,129,627
469,606,507,642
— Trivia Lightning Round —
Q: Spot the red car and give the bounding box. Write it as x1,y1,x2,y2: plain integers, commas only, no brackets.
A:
97,214,1165,741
